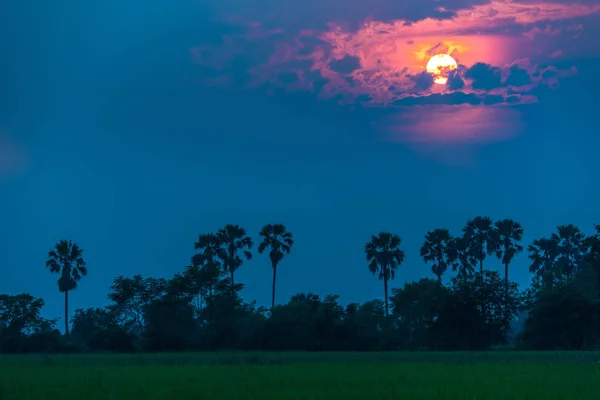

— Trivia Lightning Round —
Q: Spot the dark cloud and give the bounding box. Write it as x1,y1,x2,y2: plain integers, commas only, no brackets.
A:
504,65,532,86
191,0,596,115
329,56,361,74
542,68,559,79
483,94,505,105
447,70,465,90
203,0,490,29
278,72,300,84
297,37,329,56
506,95,522,104
464,63,503,90
411,71,435,91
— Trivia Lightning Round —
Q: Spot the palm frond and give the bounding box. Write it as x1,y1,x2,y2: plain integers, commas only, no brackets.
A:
365,232,404,282
45,239,87,292
257,242,268,254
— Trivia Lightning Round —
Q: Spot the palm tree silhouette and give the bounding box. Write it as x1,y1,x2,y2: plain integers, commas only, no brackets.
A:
192,232,225,297
420,228,453,285
463,216,496,276
552,224,586,280
528,237,560,288
258,224,294,310
448,235,477,282
365,232,405,317
494,219,524,285
45,239,87,336
494,219,524,319
217,224,253,296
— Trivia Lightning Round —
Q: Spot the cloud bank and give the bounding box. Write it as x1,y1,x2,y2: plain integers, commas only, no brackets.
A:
191,0,599,147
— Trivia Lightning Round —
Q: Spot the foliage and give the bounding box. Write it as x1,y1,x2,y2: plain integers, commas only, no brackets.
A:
462,216,496,275
365,232,405,317
0,293,61,353
45,239,87,336
258,223,294,309
2,219,599,354
217,224,253,295
420,229,453,284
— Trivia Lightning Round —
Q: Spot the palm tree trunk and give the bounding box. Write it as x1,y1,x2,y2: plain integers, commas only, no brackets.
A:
64,291,69,337
271,264,277,310
231,270,235,297
384,278,389,317
199,293,204,326
504,262,509,321
479,259,486,319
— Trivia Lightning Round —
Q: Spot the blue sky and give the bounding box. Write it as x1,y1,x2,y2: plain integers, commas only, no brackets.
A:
1,0,599,325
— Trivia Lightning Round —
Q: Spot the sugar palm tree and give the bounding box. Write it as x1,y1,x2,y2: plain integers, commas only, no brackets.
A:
583,224,600,258
494,219,524,319
463,216,496,275
258,224,294,309
494,219,524,285
216,224,253,296
420,228,453,285
365,232,405,317
582,224,600,279
193,233,224,265
528,237,560,288
45,239,87,336
448,235,477,282
552,224,586,280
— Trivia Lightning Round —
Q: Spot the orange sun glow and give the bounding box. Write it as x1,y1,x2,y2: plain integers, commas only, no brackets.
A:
426,54,458,84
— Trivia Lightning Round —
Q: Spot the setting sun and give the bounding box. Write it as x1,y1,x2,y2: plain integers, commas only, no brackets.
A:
426,54,458,84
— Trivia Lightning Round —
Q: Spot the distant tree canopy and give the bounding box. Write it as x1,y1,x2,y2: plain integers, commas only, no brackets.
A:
1,220,599,353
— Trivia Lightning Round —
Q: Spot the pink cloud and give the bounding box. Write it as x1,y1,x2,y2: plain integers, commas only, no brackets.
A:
381,105,522,144
376,104,523,165
190,0,598,147
194,0,597,102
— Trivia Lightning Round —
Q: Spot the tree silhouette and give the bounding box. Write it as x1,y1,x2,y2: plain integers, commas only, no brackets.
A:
494,219,524,285
193,233,224,269
583,224,600,260
448,235,477,281
528,237,560,289
552,224,586,280
494,219,524,319
217,224,253,296
365,232,405,317
420,228,453,285
192,232,226,299
45,239,87,336
258,224,294,310
463,216,496,276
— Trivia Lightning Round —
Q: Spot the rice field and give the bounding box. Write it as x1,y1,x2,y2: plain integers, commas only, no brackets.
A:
1,351,600,399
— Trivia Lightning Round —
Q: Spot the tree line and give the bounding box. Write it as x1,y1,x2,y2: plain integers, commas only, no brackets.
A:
1,217,599,353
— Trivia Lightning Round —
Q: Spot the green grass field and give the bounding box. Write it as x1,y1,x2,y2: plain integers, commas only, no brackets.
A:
1,351,600,399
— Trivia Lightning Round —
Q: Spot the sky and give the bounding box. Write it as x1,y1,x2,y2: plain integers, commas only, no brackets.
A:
1,0,599,325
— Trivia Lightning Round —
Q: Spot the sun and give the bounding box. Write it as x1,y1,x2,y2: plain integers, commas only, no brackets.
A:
426,54,458,85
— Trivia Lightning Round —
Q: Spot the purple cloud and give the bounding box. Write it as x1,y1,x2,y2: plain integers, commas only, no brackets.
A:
190,0,598,147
